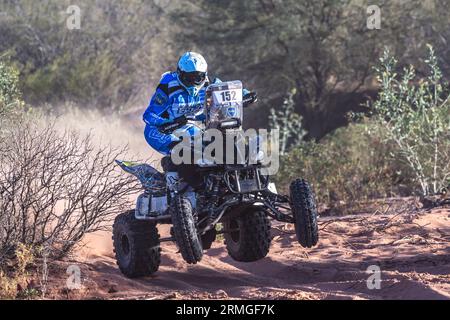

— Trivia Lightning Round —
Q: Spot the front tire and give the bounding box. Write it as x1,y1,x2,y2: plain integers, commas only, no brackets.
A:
171,196,203,264
290,179,319,248
224,208,271,262
112,210,161,278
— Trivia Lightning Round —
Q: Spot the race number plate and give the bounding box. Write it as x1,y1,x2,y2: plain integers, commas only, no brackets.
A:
206,80,244,128
212,88,243,106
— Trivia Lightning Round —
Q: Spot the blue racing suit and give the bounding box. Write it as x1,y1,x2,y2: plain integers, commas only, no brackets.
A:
143,72,251,156
143,72,210,155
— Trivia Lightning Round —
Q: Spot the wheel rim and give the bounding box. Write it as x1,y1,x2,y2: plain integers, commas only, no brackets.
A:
121,234,130,256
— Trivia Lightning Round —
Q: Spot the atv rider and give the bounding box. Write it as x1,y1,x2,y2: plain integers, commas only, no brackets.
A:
143,52,256,194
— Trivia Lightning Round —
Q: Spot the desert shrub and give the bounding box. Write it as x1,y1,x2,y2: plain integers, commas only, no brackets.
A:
269,88,306,156
276,121,414,207
0,119,140,262
369,46,450,195
0,243,38,299
276,46,450,208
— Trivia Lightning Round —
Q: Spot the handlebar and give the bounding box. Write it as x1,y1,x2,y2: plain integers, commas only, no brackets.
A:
243,91,258,107
158,91,257,134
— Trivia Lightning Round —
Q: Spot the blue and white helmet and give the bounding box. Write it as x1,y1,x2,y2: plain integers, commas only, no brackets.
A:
177,52,208,96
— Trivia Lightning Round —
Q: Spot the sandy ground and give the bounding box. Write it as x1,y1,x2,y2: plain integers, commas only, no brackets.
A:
41,206,450,300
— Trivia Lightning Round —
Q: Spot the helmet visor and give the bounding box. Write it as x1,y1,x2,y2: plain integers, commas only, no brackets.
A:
179,71,206,87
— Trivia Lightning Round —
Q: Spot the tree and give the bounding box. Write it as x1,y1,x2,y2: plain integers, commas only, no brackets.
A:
174,0,380,135
174,0,450,138
0,0,177,109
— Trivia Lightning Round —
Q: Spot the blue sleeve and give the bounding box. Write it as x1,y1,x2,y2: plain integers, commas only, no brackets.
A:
143,87,170,127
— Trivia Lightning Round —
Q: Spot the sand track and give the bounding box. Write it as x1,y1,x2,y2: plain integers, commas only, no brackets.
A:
46,208,450,300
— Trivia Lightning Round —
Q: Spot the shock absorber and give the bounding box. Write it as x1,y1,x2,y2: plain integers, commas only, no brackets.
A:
208,175,221,222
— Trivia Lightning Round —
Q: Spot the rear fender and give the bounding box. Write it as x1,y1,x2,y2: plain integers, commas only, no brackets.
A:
115,160,166,190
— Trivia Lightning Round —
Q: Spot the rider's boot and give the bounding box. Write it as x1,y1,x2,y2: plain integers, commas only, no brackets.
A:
162,156,197,209
165,171,197,209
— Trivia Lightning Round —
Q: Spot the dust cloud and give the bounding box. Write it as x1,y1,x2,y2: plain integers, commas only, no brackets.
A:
47,106,162,258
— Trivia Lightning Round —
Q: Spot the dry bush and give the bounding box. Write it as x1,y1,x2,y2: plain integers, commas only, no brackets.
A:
0,120,140,262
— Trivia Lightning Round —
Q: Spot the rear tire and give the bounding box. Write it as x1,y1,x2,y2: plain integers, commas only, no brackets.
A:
201,228,216,250
112,210,161,278
171,196,203,264
224,208,271,262
290,179,319,248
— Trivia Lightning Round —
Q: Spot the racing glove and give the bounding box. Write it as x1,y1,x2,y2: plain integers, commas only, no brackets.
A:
243,91,258,107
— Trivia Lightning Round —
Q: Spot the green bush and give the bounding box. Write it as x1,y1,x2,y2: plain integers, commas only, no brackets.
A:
276,46,450,209
276,121,414,207
369,46,450,196
0,58,23,119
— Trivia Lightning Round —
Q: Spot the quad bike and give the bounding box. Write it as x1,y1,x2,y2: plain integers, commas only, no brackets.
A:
112,81,319,278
